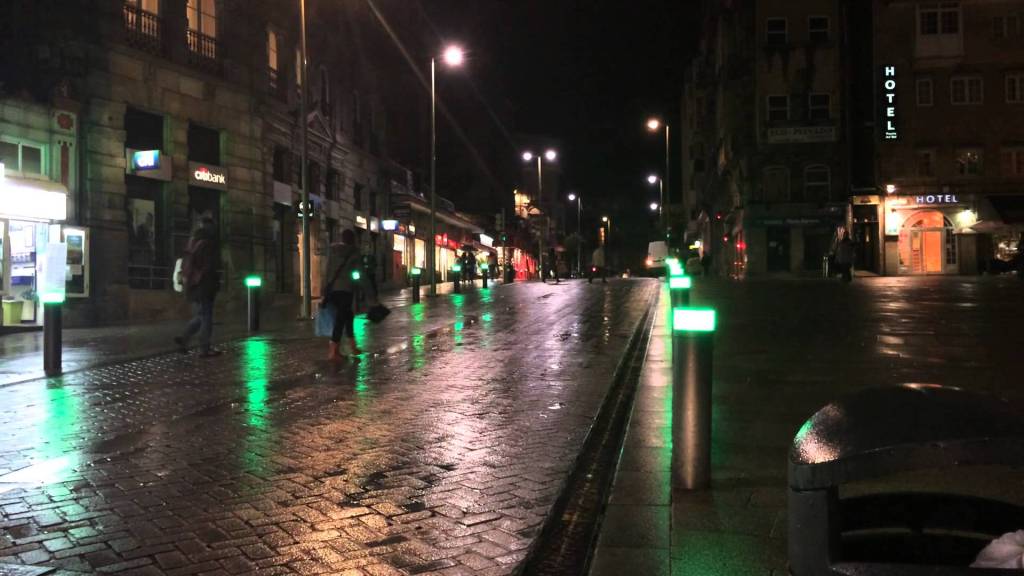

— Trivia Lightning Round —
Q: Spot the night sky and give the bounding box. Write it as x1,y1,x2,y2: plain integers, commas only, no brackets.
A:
421,0,700,260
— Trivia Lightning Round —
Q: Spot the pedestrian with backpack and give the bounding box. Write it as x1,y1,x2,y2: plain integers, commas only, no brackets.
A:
175,216,222,357
324,229,363,360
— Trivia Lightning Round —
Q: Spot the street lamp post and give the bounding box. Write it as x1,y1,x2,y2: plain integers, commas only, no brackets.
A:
429,45,465,296
568,193,582,276
523,149,557,280
647,174,664,222
299,0,311,319
647,118,670,240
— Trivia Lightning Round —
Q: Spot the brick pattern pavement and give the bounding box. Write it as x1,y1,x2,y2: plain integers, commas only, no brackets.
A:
0,280,658,575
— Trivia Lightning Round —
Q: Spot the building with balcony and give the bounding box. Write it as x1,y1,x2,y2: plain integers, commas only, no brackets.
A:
0,0,507,326
870,0,1024,276
682,0,851,277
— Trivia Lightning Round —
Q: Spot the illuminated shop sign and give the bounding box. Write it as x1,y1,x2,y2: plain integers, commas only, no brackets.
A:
132,150,160,171
188,162,228,190
382,219,398,231
883,66,898,140
915,194,959,205
355,215,368,229
479,234,494,247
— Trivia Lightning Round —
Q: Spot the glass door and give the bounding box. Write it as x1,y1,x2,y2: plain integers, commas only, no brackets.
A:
9,221,39,323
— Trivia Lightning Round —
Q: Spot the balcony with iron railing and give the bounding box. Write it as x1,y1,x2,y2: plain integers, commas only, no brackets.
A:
187,29,220,72
122,2,163,55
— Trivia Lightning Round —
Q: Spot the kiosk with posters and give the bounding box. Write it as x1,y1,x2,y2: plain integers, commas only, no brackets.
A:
0,163,87,328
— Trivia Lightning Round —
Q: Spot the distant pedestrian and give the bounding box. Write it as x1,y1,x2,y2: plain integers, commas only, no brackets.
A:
175,216,222,357
548,247,559,284
362,251,379,302
324,229,363,360
836,234,855,283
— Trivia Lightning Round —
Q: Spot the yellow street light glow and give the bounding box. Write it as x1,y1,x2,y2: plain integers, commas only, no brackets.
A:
673,308,716,332
442,45,465,67
646,118,662,131
669,276,692,289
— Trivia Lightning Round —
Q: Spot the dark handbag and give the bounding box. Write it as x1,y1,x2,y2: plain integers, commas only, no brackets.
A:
366,304,391,324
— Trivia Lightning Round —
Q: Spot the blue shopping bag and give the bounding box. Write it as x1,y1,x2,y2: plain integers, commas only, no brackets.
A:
314,304,335,337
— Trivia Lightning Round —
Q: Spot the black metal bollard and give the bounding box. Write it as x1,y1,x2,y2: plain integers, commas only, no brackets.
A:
669,275,692,308
671,307,716,490
453,267,462,294
481,264,489,289
411,268,422,304
245,276,261,332
44,301,62,377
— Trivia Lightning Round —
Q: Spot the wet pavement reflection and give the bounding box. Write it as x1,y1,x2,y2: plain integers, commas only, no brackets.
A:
0,280,656,575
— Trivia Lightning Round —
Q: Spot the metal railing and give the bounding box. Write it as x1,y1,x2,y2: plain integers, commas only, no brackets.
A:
186,29,219,71
123,3,162,55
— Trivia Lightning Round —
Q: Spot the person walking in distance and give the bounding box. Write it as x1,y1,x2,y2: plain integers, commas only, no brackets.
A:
175,216,222,357
548,247,560,284
835,233,855,283
325,229,363,360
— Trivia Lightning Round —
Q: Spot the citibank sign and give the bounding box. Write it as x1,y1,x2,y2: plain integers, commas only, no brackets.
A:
188,162,228,190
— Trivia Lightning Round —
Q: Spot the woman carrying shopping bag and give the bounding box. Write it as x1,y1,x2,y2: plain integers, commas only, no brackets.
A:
323,229,362,360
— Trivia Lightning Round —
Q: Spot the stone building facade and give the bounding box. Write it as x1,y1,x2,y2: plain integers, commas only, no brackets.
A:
1,0,496,326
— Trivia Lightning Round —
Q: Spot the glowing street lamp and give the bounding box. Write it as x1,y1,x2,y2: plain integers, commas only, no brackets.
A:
647,174,664,219
646,117,670,237
523,148,558,276
567,193,582,275
429,43,466,295
650,202,660,212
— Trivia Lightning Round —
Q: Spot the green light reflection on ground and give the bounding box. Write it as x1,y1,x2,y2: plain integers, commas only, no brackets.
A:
240,338,272,474
452,294,465,347
412,334,426,370
28,384,82,487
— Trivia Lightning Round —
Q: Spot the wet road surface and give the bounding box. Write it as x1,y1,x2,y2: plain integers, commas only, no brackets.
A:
0,280,658,575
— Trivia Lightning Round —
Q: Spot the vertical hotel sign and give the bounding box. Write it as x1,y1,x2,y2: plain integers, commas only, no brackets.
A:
883,66,898,140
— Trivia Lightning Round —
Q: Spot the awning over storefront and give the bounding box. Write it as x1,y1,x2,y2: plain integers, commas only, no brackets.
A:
0,176,68,221
986,195,1024,224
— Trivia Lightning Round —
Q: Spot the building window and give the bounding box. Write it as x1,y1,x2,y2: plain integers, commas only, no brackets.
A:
691,142,706,173
950,76,983,105
920,2,960,36
917,149,935,177
272,147,288,182
808,93,830,120
916,78,934,106
1007,73,1024,103
955,148,983,176
125,107,164,151
186,0,216,37
766,95,789,122
762,166,790,202
1000,147,1024,176
327,169,341,201
808,16,830,43
319,67,330,113
123,0,162,51
994,15,1022,39
0,139,47,177
188,123,220,164
766,17,787,45
267,28,279,89
353,182,364,211
804,165,830,202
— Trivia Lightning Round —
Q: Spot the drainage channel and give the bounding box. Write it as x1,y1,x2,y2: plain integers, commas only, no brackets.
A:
522,291,658,576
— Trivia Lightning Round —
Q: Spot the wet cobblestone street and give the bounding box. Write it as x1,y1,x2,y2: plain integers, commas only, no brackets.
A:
0,280,658,575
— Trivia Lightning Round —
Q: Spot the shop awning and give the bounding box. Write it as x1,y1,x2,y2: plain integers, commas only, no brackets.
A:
0,176,68,221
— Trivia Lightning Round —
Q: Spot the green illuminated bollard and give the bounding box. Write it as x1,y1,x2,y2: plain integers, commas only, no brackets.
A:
245,275,262,332
42,292,64,377
452,263,462,294
411,267,422,304
672,307,716,490
480,262,489,289
669,275,692,307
